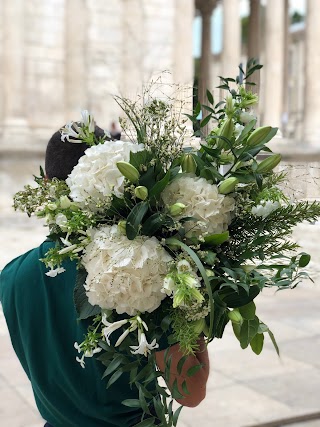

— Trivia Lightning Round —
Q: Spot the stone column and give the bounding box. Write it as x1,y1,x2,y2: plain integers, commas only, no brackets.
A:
64,0,88,120
196,0,216,105
304,0,320,146
262,0,286,129
1,0,30,149
222,0,241,80
247,0,261,92
196,0,216,135
173,0,194,113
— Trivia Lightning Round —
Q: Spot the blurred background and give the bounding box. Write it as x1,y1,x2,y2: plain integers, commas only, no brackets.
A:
1,1,320,426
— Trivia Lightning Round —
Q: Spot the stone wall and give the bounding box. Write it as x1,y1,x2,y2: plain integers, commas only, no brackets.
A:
0,0,194,153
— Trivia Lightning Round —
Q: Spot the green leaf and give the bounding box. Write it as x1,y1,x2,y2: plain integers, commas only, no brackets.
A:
173,405,183,426
204,231,229,246
138,385,151,415
206,89,214,104
132,417,156,427
232,321,241,341
126,201,149,240
130,150,150,169
298,253,311,268
122,399,141,408
172,379,184,399
250,332,264,355
106,370,123,388
149,170,171,198
194,101,201,116
74,269,100,319
268,328,280,356
141,213,166,236
181,380,190,395
239,316,259,349
200,114,212,128
102,355,123,378
177,355,188,375
239,301,256,320
220,285,260,308
186,364,203,377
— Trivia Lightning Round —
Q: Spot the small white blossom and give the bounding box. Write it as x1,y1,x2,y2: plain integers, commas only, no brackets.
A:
61,122,82,143
45,266,66,277
251,200,280,219
130,332,159,357
55,213,68,231
239,111,256,124
177,260,192,273
162,276,176,296
76,355,85,368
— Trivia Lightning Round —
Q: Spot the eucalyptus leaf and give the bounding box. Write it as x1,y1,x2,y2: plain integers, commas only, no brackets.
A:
106,370,123,388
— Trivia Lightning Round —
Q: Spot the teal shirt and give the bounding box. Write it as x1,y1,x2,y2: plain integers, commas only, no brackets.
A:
0,241,151,427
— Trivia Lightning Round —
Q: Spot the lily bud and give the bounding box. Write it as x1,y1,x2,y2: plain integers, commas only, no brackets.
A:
181,153,197,173
116,161,140,183
218,177,239,194
134,186,148,200
228,310,243,324
247,126,272,147
205,269,215,277
219,153,234,164
47,203,57,211
169,202,186,216
219,118,234,140
59,195,72,209
256,154,281,173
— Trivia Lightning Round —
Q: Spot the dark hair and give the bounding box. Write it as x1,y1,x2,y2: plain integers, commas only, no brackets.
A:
45,125,105,180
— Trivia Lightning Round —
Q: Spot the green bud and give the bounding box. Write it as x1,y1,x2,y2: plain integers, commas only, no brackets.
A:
181,153,197,173
134,186,148,200
219,118,234,140
218,177,239,194
117,220,127,235
59,195,72,209
192,318,206,335
219,153,234,164
169,202,186,216
205,269,215,277
247,126,272,147
47,203,57,211
256,154,281,173
228,310,243,324
116,161,140,183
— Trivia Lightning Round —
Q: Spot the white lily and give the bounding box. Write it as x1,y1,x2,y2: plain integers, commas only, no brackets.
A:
115,328,130,347
101,315,129,345
84,347,102,357
81,110,95,133
45,266,66,277
76,355,85,369
60,122,82,143
130,331,159,357
58,244,78,255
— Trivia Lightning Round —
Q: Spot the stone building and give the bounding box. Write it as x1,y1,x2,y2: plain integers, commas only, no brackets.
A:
0,0,194,152
0,0,320,153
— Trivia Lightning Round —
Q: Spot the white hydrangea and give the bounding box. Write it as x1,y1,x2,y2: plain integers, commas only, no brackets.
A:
162,175,235,237
251,200,280,219
82,225,172,315
66,140,144,212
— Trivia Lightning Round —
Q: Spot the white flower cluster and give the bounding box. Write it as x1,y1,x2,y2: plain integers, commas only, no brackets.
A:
162,175,235,237
66,140,144,212
82,225,172,315
251,200,280,219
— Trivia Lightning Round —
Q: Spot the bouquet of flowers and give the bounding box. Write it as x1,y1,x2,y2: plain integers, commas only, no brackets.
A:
14,62,320,426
